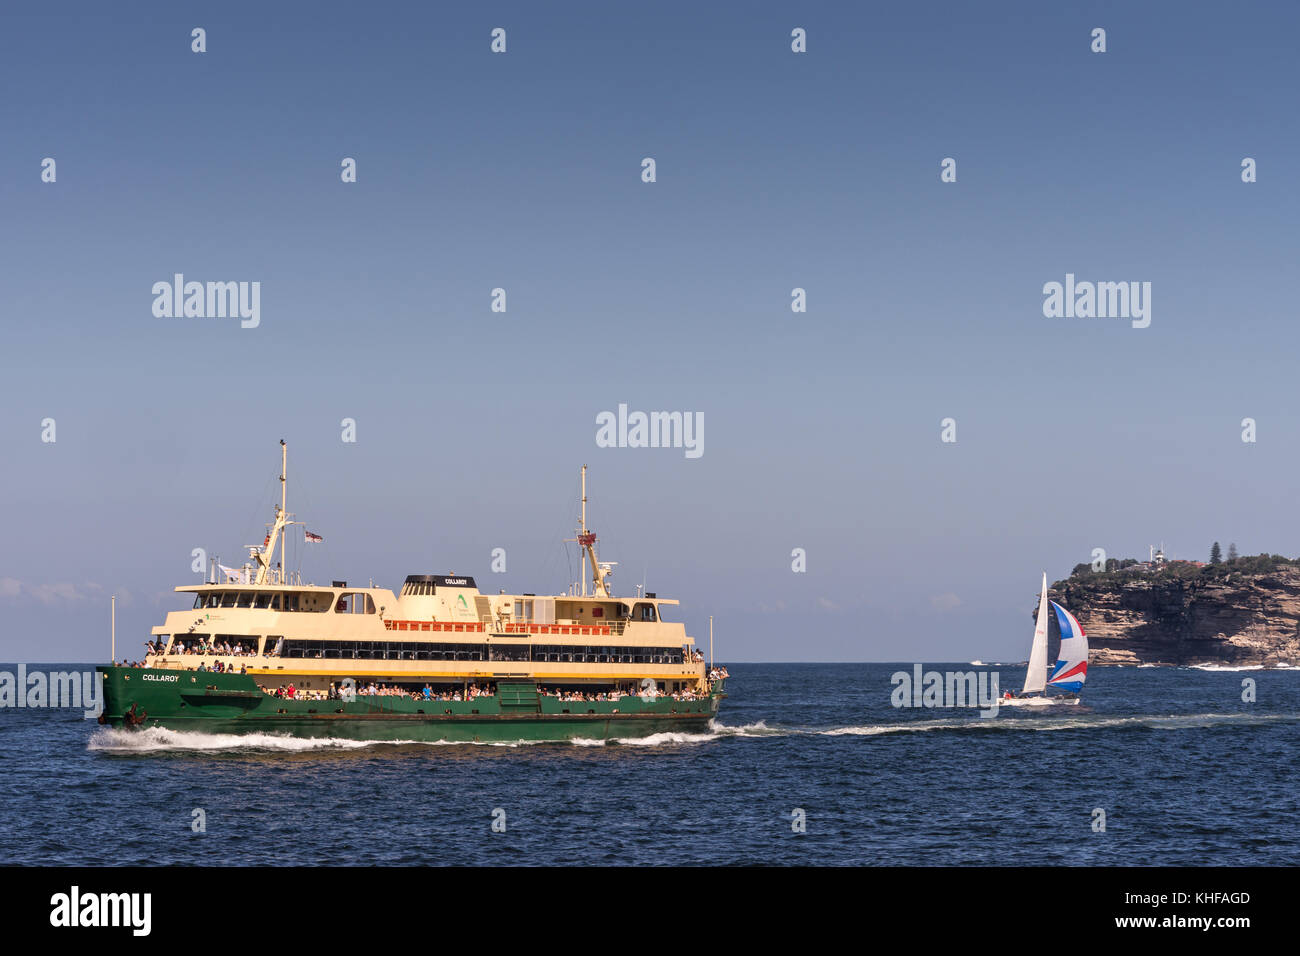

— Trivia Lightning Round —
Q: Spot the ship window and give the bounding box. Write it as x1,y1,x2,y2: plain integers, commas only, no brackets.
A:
206,593,222,608
335,592,376,614
254,593,272,609
193,595,204,609
270,593,281,610
632,603,656,622
221,592,239,608
237,592,254,608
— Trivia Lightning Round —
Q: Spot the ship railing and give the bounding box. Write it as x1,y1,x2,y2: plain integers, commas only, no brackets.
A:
384,620,484,633
498,621,619,637
381,619,625,637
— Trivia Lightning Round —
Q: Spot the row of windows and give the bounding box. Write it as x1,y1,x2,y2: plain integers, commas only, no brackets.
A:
530,644,683,664
192,591,373,613
195,591,318,611
280,640,685,664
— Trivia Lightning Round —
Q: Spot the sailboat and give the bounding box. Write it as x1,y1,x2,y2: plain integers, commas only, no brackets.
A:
1000,572,1088,707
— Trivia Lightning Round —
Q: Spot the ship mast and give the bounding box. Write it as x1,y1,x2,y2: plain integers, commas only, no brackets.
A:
252,440,292,585
581,465,587,597
279,440,288,579
569,465,612,598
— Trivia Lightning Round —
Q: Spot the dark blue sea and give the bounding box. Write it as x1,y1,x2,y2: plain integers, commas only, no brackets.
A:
2,663,1297,866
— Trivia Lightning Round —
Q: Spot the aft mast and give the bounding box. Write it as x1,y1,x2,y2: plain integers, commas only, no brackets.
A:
569,465,614,598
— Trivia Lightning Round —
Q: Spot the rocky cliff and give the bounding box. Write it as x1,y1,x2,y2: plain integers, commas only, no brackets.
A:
1046,563,1300,665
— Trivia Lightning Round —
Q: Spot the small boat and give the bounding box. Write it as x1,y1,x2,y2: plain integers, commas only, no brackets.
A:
1000,573,1087,707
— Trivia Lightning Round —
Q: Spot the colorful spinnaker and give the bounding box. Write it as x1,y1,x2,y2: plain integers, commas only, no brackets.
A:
1046,601,1088,692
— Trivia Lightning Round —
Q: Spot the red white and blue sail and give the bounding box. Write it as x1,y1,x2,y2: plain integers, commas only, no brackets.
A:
1047,601,1088,692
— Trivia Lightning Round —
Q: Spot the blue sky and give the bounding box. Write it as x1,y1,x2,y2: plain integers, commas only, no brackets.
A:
2,2,1297,661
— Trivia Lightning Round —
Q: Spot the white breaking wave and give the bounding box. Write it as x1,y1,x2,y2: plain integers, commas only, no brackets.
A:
708,719,784,737
1190,663,1271,672
572,720,782,747
818,712,1300,736
88,723,741,753
89,726,378,753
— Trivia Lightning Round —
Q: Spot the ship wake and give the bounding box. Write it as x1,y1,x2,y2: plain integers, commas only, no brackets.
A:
88,726,380,753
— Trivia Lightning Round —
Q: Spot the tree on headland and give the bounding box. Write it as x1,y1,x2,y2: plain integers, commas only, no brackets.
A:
1227,542,1238,562
1210,541,1222,565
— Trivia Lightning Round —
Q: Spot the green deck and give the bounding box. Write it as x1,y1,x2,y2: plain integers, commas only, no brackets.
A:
95,666,725,743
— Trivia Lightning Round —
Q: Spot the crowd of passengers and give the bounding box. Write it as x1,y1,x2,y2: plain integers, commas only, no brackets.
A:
148,638,260,657
253,680,717,702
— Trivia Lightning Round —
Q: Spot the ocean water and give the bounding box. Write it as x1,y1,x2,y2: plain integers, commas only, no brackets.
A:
1,662,1296,866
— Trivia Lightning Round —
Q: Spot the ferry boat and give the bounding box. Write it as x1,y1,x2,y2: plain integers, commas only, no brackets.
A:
96,443,726,743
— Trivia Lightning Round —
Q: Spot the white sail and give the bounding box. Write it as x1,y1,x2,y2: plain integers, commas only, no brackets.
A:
1022,572,1049,694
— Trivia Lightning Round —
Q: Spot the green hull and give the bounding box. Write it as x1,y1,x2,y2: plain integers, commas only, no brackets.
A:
95,666,724,743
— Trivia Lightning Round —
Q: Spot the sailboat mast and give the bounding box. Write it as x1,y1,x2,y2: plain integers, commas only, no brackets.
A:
1022,571,1050,695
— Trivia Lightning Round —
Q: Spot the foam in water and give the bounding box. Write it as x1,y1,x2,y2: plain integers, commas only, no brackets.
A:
817,711,1300,736
89,726,377,753
87,722,772,753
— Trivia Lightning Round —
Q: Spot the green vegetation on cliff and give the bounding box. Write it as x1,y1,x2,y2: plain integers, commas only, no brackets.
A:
1059,553,1300,591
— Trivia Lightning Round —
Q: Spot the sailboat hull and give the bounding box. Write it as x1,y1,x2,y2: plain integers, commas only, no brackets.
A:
997,695,1080,708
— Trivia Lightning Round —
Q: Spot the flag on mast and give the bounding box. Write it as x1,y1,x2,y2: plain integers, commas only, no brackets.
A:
304,530,323,543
